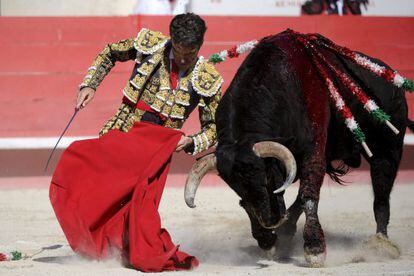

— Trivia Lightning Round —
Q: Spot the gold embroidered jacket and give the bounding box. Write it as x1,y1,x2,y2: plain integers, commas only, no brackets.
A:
79,28,223,155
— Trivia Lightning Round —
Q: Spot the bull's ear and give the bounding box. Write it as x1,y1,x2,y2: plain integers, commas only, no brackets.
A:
216,144,237,181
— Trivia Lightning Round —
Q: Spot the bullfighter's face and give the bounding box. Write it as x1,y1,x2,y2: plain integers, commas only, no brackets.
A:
171,41,200,73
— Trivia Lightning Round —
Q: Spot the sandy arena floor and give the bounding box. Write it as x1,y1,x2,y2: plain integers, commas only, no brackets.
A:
1,177,414,276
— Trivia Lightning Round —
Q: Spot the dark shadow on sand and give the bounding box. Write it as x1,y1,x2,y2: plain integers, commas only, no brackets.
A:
217,228,366,268
33,255,78,264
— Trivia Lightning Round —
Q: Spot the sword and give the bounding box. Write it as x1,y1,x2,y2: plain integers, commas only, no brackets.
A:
44,108,80,172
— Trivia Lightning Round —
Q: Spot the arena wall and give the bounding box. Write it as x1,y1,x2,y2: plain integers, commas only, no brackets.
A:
0,15,413,176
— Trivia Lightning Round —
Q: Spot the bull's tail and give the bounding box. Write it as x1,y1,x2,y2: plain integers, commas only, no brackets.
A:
326,161,349,185
408,119,414,132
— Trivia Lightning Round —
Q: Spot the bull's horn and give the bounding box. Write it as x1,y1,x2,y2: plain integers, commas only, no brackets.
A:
252,141,297,194
184,153,217,208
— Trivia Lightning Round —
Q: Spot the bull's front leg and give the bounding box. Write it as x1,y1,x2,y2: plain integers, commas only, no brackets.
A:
299,160,326,267
274,194,303,259
298,75,329,267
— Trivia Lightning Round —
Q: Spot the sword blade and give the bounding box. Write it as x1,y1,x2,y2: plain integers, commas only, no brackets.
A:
44,108,79,172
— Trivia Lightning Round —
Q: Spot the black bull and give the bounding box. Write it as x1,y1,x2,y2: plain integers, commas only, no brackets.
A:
184,30,414,266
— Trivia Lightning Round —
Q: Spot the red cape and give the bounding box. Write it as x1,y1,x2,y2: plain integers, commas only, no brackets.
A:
50,122,198,272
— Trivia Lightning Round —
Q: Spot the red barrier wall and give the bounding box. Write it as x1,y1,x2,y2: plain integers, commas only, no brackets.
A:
1,15,414,138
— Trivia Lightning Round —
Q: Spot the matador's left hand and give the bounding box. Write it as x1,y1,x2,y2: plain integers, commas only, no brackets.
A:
175,135,193,152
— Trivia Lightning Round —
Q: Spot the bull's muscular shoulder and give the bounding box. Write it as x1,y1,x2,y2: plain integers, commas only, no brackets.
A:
191,57,224,97
134,28,169,55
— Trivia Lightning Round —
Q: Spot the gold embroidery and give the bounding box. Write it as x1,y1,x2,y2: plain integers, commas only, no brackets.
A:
80,54,113,90
155,90,169,101
198,98,206,107
149,85,158,93
149,56,197,118
111,39,135,52
150,77,161,86
163,119,182,129
151,98,164,112
159,62,170,90
134,28,169,55
127,52,163,103
170,104,185,119
140,89,155,105
80,39,136,90
175,90,190,106
137,62,153,76
123,82,140,102
150,58,170,113
205,126,217,142
87,67,96,74
191,58,223,97
99,103,144,135
161,105,172,117
166,94,175,106
85,30,223,145
187,89,222,155
178,78,189,91
130,74,146,90
209,98,219,111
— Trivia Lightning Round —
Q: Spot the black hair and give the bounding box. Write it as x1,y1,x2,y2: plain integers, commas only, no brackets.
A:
169,13,206,47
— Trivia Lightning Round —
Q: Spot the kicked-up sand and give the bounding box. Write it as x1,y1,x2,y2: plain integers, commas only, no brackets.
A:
0,175,414,275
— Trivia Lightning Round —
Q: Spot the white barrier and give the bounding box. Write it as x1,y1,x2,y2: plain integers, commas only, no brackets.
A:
1,0,413,16
0,137,96,149
0,134,413,149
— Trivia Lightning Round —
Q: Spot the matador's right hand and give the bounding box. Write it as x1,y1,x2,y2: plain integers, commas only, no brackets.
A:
76,87,95,110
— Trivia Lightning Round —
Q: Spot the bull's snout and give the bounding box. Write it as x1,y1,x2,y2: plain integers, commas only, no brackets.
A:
241,200,289,230
256,211,289,230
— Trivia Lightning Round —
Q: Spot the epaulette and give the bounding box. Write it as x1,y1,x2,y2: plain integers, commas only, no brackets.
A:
134,28,170,55
191,57,224,97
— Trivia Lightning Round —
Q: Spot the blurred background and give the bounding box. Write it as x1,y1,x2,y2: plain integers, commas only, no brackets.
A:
0,0,413,185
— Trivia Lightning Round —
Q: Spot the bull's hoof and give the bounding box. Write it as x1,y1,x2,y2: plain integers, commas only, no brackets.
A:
275,233,295,259
264,245,277,260
304,250,326,268
363,233,400,259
